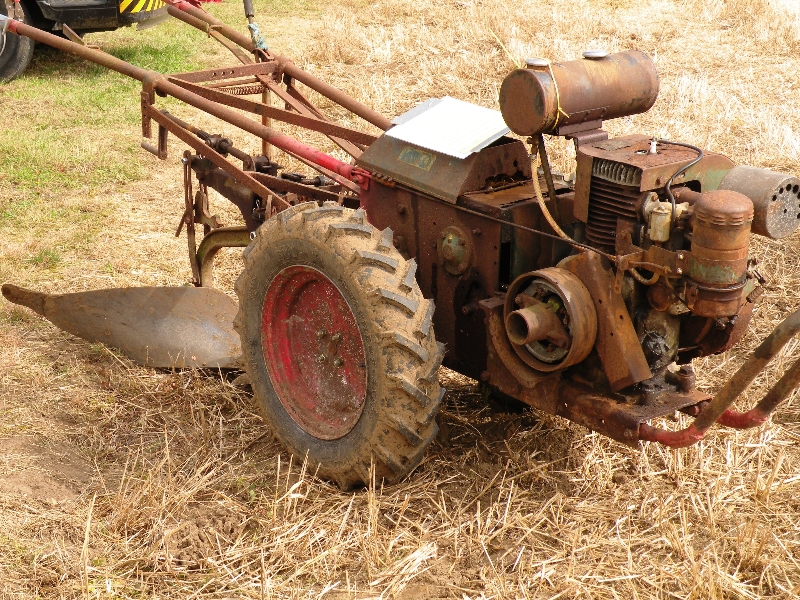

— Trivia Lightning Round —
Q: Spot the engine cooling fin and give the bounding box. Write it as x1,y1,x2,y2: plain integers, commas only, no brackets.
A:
585,158,644,249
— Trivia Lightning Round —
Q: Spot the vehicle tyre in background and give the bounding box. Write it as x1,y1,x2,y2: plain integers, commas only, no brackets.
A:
0,1,35,82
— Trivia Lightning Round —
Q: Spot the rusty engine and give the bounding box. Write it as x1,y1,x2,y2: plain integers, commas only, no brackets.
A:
357,50,800,449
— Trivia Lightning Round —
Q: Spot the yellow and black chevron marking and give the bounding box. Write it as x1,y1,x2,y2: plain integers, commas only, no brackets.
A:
120,0,165,14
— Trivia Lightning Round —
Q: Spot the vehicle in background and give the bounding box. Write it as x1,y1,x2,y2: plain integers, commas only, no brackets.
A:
0,0,167,81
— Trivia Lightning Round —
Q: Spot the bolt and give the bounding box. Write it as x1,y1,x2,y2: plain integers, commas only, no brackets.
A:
318,354,327,363
333,357,344,367
472,228,482,235
331,333,341,342
678,253,685,260
181,157,189,165
316,329,326,338
676,267,683,275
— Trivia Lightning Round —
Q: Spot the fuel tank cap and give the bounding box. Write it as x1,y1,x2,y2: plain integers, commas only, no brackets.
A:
524,57,550,68
582,49,609,59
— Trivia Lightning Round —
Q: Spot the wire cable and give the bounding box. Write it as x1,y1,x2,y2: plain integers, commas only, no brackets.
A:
658,139,704,223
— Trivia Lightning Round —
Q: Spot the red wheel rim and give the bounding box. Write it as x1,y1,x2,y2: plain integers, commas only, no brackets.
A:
261,265,367,439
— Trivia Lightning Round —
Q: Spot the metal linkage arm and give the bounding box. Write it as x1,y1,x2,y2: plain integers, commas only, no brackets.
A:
0,16,368,188
163,0,393,131
640,308,800,447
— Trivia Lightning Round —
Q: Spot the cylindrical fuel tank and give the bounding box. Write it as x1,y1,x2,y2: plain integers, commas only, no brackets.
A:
499,50,660,136
687,190,754,317
718,165,800,239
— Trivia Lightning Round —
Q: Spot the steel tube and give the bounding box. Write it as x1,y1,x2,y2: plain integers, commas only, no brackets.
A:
717,352,800,428
640,307,800,447
196,226,251,287
166,2,392,131
168,2,255,52
3,18,358,182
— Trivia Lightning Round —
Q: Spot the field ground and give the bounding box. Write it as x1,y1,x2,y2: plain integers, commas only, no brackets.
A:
2,0,800,597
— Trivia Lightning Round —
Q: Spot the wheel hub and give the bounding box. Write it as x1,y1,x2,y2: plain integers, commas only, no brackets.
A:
261,265,367,439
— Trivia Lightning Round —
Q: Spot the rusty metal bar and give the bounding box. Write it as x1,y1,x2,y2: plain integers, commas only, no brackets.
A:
159,111,254,166
249,172,346,203
716,353,800,428
260,79,364,158
149,108,289,210
196,226,251,287
2,18,363,185
276,149,360,193
164,1,392,131
167,2,255,52
170,63,274,83
166,77,377,146
639,307,800,447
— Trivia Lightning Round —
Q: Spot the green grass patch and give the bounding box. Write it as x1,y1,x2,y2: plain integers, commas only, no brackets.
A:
27,248,61,268
0,17,212,194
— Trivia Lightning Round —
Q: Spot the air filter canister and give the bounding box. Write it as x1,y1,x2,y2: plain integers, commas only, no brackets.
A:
687,190,754,318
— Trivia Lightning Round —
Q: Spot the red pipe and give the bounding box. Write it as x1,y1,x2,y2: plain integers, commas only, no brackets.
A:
639,307,800,447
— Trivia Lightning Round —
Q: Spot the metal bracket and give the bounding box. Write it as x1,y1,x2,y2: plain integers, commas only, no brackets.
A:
141,123,168,159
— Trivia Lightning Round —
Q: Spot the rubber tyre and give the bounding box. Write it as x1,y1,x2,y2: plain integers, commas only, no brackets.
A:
234,202,445,489
0,1,35,82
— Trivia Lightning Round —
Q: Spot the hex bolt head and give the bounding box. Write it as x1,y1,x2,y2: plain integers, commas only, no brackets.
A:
676,267,683,275
316,329,326,338
331,333,342,342
318,354,327,363
333,357,344,367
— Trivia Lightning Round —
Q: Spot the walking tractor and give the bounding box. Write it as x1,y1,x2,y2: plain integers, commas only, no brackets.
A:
3,3,800,489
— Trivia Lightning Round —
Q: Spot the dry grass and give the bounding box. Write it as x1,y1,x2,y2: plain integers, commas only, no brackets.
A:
2,0,800,597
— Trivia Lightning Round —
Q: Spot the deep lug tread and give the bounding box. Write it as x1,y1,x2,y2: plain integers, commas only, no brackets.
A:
303,205,345,222
278,201,317,227
398,259,418,292
418,388,446,426
374,445,406,476
420,343,446,383
393,375,434,408
235,205,444,490
390,415,426,446
414,299,435,339
375,227,393,251
328,222,373,238
383,332,429,363
402,424,438,469
376,287,419,315
354,250,399,273
348,208,367,223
